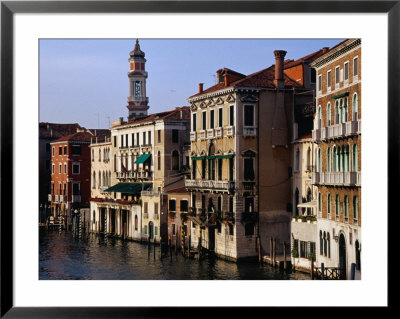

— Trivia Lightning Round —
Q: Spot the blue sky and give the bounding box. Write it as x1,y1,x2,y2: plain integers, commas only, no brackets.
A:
39,39,344,129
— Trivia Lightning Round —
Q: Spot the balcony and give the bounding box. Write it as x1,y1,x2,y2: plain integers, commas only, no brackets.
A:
243,126,257,137
313,120,361,141
190,132,196,141
143,213,149,219
55,195,59,202
199,130,206,140
153,213,159,220
141,190,161,196
207,129,215,139
243,181,256,190
48,194,52,202
72,195,81,203
59,195,66,202
226,126,235,137
313,171,361,186
185,179,235,192
215,127,223,138
99,186,108,193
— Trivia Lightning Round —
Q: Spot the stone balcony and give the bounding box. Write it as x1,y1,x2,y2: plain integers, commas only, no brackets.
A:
185,179,235,192
72,195,81,203
207,129,215,139
199,130,206,140
313,120,361,142
215,127,223,138
190,132,196,141
312,171,361,186
226,126,235,137
243,126,257,137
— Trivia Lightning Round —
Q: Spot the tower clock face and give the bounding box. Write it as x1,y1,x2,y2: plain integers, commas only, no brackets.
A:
135,81,141,97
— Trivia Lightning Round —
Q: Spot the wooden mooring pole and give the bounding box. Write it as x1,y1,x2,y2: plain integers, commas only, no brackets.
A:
321,263,325,280
311,256,314,279
270,237,273,265
283,241,287,271
273,238,277,267
258,237,261,263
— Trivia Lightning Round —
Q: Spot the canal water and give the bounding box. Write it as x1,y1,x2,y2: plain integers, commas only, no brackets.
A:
39,230,310,280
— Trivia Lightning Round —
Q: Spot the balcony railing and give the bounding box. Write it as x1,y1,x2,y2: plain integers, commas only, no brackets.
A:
215,127,223,138
207,129,214,139
226,126,235,137
313,171,361,186
313,120,361,141
72,195,81,203
190,132,196,141
153,213,159,220
243,181,256,190
185,179,235,192
143,213,149,219
141,190,161,196
59,195,66,202
55,195,59,202
243,126,257,137
199,130,206,140
48,194,52,202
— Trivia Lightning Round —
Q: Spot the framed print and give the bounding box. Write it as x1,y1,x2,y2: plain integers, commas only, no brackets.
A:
1,0,396,317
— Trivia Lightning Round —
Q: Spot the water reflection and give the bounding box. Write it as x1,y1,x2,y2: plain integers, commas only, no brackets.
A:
39,230,310,280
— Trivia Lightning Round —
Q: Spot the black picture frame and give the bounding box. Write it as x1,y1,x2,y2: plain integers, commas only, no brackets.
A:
1,0,396,317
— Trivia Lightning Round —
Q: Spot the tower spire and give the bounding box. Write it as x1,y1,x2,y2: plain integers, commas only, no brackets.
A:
127,39,149,120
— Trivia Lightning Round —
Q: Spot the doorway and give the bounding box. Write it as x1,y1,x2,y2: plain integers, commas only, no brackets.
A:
339,234,347,279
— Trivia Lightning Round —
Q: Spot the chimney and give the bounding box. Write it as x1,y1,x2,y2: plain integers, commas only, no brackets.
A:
198,83,204,94
224,73,228,87
322,47,329,53
273,50,287,89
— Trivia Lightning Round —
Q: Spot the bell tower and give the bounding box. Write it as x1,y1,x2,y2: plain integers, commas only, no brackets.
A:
127,39,149,119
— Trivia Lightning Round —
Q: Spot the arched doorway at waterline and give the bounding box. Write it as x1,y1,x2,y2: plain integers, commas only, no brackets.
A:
148,221,154,239
339,234,347,279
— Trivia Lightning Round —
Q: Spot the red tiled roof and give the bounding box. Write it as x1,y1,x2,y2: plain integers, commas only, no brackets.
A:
297,132,312,140
166,186,188,194
51,131,94,143
39,122,83,139
115,106,190,128
284,49,329,69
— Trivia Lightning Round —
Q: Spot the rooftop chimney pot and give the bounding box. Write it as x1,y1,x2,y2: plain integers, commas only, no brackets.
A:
273,50,287,89
199,83,204,94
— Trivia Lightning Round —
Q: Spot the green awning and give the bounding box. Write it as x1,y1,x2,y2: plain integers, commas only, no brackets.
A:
104,183,152,194
332,92,349,99
215,155,233,159
135,153,151,164
206,156,216,159
191,156,206,160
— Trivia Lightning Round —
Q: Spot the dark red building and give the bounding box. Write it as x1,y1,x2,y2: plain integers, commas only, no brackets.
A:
49,130,93,224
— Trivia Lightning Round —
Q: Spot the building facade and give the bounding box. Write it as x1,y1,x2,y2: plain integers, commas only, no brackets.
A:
311,39,361,279
186,48,328,261
90,40,191,243
49,130,93,226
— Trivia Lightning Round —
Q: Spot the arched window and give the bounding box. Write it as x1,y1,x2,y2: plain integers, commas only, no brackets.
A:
295,188,299,216
353,144,358,171
99,149,101,162
327,233,331,258
295,148,300,171
344,196,349,219
333,146,337,172
344,97,348,122
335,101,339,124
327,102,331,126
353,196,359,220
318,192,322,213
172,150,179,170
327,193,331,216
323,231,327,256
317,106,321,129
355,240,361,270
114,154,117,172
338,146,342,172
103,171,106,187
320,231,323,255
306,188,312,216
92,171,96,188
327,147,331,172
306,147,311,171
353,93,358,120
318,148,322,172
344,145,349,172
157,151,161,171
208,144,216,180
108,171,111,186
98,171,101,188
335,194,340,218
134,215,138,231
92,149,94,161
